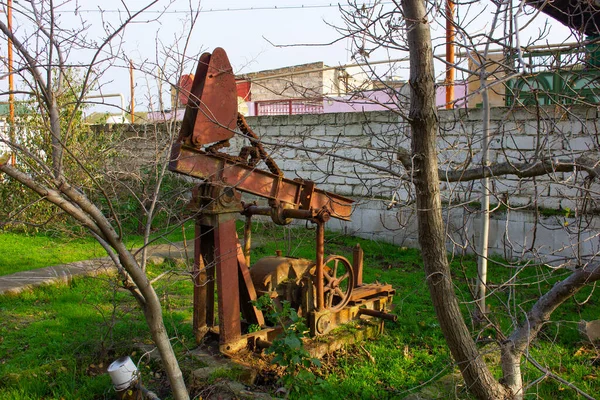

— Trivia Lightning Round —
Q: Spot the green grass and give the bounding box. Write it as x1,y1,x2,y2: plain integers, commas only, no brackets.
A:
0,262,194,399
0,232,106,275
0,222,195,276
0,222,598,399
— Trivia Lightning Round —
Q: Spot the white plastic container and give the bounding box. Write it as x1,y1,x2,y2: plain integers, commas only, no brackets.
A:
107,356,138,391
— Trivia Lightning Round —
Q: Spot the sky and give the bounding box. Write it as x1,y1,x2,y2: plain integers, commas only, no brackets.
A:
0,0,576,114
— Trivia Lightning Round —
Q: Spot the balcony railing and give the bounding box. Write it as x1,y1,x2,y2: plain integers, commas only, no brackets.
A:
254,98,324,116
506,45,600,106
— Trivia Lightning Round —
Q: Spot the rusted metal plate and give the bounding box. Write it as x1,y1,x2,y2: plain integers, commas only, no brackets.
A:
180,52,211,141
191,47,237,146
170,144,354,220
236,240,265,326
178,74,195,106
349,283,395,303
250,256,313,293
214,218,242,345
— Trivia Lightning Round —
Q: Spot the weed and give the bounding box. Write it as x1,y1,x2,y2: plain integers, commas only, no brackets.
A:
253,294,322,397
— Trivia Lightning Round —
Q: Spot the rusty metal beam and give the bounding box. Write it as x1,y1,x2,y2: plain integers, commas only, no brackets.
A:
352,243,364,287
192,222,206,343
170,143,354,220
192,223,217,343
236,241,265,327
214,218,242,346
315,221,325,311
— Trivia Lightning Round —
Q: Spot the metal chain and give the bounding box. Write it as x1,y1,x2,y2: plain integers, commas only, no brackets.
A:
205,139,231,153
237,113,283,176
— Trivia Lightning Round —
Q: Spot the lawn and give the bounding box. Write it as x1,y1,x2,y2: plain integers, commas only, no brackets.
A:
0,222,598,399
0,222,195,276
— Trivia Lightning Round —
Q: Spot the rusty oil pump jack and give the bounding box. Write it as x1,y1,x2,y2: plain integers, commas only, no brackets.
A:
169,48,395,354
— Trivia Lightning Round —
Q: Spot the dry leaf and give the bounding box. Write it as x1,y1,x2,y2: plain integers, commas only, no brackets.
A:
403,344,412,359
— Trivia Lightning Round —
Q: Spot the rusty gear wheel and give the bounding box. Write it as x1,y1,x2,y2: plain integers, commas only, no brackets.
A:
322,255,354,311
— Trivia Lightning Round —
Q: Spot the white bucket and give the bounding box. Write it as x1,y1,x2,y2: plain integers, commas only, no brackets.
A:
107,356,138,391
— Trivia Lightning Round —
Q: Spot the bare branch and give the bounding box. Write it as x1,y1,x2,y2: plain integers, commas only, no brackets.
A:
398,147,600,182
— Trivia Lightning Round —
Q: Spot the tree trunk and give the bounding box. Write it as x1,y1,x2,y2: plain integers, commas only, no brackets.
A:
0,162,190,399
112,241,190,400
500,263,600,399
402,0,509,398
49,95,63,180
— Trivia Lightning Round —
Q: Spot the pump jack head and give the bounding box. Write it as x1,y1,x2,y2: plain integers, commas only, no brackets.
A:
178,47,238,147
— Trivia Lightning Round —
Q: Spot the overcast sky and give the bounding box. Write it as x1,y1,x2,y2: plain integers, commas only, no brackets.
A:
1,0,575,114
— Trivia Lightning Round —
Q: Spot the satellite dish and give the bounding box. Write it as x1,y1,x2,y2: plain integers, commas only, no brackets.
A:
237,96,249,116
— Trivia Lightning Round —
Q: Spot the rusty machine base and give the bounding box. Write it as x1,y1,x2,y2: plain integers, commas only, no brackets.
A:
169,47,396,356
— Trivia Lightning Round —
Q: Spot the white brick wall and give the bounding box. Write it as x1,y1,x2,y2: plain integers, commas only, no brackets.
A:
244,105,600,263
102,105,600,263
246,106,600,210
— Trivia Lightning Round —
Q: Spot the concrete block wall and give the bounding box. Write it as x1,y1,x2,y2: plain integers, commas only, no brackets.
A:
246,105,600,212
243,105,600,263
246,111,409,199
91,122,175,179
98,104,600,263
243,62,326,101
325,199,600,266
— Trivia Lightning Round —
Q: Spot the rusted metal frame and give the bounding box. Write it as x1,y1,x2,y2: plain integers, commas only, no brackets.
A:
358,308,398,322
270,174,284,201
170,144,354,220
214,217,242,345
193,222,217,344
315,220,325,311
243,204,317,221
243,215,252,267
352,243,364,287
201,225,216,330
191,182,263,346
235,240,265,327
299,180,316,210
192,221,205,343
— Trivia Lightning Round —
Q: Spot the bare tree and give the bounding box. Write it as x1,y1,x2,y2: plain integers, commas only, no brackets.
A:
318,0,600,398
0,2,198,398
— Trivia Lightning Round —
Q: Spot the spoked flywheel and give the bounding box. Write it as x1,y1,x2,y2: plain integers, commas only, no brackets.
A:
322,255,354,311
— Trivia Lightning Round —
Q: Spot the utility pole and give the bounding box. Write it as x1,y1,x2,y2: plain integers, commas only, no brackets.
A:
129,60,135,123
7,0,15,164
445,0,455,109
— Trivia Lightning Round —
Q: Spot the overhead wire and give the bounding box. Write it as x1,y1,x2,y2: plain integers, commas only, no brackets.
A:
62,2,394,14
